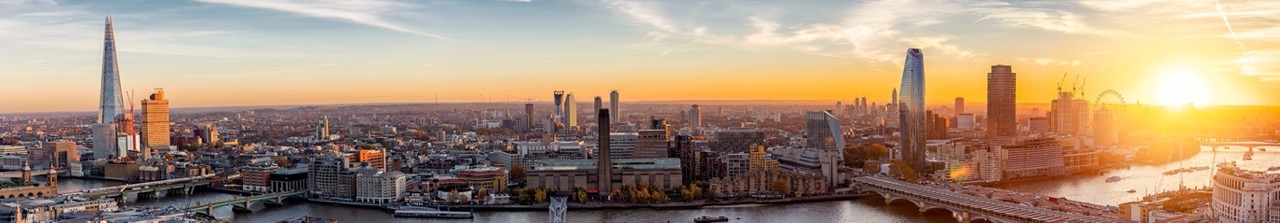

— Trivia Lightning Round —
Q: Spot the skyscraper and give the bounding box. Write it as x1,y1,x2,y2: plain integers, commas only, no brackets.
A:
597,108,612,194
609,90,620,123
806,110,844,160
689,105,701,135
563,93,577,130
316,116,330,140
93,17,127,160
524,103,535,133
593,96,603,118
1051,92,1075,135
954,97,964,117
141,88,170,152
553,91,565,119
897,48,927,172
987,65,1016,138
1093,106,1116,147
834,101,843,117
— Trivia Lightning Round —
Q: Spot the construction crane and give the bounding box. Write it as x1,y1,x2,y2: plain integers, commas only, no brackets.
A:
1056,73,1069,93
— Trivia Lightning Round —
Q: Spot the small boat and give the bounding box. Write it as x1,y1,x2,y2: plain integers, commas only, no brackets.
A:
1244,150,1254,161
1105,176,1122,183
1192,166,1210,171
695,216,730,223
1126,189,1136,193
1163,170,1180,175
1268,166,1280,171
393,209,474,219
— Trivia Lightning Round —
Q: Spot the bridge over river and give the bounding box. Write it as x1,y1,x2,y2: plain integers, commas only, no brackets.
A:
854,176,1122,223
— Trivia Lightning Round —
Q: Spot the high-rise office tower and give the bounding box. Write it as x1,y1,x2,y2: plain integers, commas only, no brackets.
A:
1073,99,1091,135
1051,92,1075,135
316,116,330,140
891,88,898,108
834,101,843,117
610,90,620,123
1093,106,1116,147
593,96,603,117
954,97,964,117
553,91,565,119
806,111,845,160
689,105,701,135
141,88,170,152
987,65,1016,138
897,48,927,172
524,103,535,133
563,93,577,130
93,17,126,160
597,108,612,194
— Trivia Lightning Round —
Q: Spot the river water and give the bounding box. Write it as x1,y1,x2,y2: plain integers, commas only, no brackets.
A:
56,145,1279,223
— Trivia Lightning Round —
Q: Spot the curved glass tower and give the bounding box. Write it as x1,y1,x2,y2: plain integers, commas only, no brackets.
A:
898,48,926,172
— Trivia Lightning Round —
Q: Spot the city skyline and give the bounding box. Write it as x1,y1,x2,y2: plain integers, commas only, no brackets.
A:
3,0,1280,113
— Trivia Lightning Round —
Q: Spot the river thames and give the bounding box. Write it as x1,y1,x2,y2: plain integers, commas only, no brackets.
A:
56,145,1279,222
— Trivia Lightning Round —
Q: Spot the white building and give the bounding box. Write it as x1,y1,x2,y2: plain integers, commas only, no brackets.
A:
1211,161,1280,223
355,168,407,204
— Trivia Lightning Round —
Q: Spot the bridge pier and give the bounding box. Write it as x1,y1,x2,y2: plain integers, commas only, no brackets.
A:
121,193,138,203
206,205,215,215
956,211,971,223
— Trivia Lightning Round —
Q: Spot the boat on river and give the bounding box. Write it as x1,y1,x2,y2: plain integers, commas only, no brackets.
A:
1105,176,1122,183
393,208,474,219
695,216,730,223
1127,189,1136,193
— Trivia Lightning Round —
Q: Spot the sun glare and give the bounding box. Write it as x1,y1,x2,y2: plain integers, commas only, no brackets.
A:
1155,68,1211,108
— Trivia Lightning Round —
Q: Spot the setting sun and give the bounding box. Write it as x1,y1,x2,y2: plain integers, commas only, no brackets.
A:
1155,68,1212,108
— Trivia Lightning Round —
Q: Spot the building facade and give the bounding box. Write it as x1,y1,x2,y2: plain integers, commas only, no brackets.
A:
1211,162,1280,223
898,48,928,172
986,65,1017,139
141,88,170,151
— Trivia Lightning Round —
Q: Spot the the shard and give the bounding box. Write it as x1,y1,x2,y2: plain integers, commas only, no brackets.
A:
897,48,926,172
93,17,126,159
98,16,124,124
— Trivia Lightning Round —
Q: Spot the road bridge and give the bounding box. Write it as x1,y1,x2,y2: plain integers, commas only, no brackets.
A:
854,176,1121,223
188,191,306,215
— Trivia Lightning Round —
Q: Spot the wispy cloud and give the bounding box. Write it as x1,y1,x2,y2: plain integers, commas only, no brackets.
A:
1216,1,1246,50
194,0,448,39
597,0,977,63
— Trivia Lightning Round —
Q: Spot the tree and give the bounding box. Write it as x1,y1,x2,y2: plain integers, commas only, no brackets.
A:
771,179,790,195
679,184,703,200
889,159,920,182
509,163,526,182
571,187,588,203
533,188,548,203
447,189,465,204
476,188,489,202
274,157,293,168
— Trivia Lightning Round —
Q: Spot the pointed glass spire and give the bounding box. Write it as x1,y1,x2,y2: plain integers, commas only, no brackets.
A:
99,16,124,124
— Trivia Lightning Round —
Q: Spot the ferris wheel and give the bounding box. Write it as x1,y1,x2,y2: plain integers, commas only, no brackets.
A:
1095,89,1125,107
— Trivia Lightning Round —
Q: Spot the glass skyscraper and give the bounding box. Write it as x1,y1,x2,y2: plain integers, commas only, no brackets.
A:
898,48,927,172
93,17,127,159
806,110,844,161
98,17,125,124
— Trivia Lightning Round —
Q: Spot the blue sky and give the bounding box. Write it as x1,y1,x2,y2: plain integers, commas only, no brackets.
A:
1,0,1278,113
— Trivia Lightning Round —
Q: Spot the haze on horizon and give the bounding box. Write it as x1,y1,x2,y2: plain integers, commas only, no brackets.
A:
2,0,1279,113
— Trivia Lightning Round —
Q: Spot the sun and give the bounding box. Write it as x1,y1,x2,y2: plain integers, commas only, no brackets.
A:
1154,68,1212,108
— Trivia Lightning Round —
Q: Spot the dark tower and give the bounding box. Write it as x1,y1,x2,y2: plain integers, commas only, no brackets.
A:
597,108,612,194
